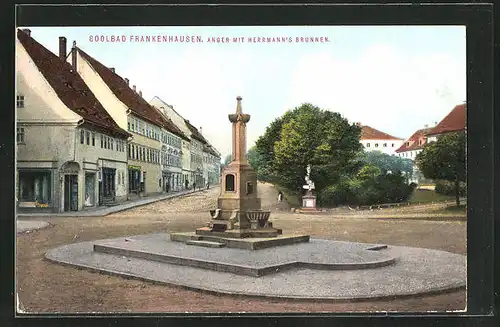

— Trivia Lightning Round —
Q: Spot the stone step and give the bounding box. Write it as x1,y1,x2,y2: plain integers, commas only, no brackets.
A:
186,240,226,248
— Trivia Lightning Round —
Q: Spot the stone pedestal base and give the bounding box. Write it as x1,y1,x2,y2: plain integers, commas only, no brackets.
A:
302,194,317,209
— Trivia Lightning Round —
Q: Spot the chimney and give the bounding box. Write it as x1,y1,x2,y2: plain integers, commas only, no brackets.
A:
110,67,115,73
59,37,67,60
199,127,203,135
71,41,77,69
124,78,129,85
424,124,428,128
22,29,31,36
139,90,142,97
133,85,136,92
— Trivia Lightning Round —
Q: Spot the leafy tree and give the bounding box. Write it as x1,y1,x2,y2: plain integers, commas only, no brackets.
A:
359,151,413,178
415,131,466,206
221,154,232,169
256,103,363,192
246,146,273,182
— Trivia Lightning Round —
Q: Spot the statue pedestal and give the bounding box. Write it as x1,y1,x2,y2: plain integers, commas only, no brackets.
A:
302,194,317,209
298,192,322,214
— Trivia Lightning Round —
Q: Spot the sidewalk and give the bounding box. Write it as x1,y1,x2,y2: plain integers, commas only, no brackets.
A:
17,187,215,218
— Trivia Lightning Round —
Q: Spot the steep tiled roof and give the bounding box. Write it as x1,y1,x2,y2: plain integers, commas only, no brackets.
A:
360,125,403,141
17,29,130,139
426,103,466,136
395,128,434,153
184,119,208,144
76,48,189,141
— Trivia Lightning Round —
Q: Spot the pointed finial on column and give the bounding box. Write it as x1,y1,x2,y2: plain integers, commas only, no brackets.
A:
236,96,243,114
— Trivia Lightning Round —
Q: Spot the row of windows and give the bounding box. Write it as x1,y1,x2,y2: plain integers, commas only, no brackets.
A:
191,153,203,164
398,150,421,158
203,155,220,164
365,142,396,148
80,129,126,152
162,132,182,148
162,153,182,168
128,116,161,141
128,143,161,164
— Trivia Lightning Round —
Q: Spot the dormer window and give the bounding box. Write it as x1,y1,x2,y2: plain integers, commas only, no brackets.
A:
17,95,25,108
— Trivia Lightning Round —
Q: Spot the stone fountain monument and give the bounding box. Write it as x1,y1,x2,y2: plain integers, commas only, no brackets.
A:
170,96,310,249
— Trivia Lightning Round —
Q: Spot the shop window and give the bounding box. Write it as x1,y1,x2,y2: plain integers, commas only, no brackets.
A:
18,170,52,205
16,127,25,144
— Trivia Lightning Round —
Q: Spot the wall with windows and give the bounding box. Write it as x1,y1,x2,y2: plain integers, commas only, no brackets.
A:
360,139,404,156
190,139,204,186
16,124,75,162
76,126,129,202
126,118,162,196
160,130,183,191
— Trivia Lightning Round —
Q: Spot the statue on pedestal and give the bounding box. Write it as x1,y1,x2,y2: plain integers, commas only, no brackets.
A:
301,164,318,211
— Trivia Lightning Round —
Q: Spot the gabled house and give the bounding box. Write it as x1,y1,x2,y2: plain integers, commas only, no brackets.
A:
67,42,186,197
358,123,404,156
395,127,434,184
16,29,131,213
426,103,466,143
395,127,434,160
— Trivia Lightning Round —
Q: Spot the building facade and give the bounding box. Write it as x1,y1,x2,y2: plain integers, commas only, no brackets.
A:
68,42,186,197
150,96,222,190
150,97,193,190
358,123,404,156
395,127,434,184
161,129,184,192
16,29,130,213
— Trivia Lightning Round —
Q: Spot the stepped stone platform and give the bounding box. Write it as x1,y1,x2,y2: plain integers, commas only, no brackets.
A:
170,230,310,250
91,233,395,277
45,233,466,300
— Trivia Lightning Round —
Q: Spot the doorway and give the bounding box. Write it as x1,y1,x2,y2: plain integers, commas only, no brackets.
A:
63,174,78,211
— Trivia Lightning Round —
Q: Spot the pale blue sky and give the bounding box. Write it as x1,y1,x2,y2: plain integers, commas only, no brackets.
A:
21,26,466,158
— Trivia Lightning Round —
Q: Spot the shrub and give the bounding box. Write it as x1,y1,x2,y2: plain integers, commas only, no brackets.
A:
435,180,467,196
318,172,415,207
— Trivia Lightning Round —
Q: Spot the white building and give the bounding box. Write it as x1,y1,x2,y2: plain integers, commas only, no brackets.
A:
16,29,131,212
395,127,434,184
358,123,404,156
